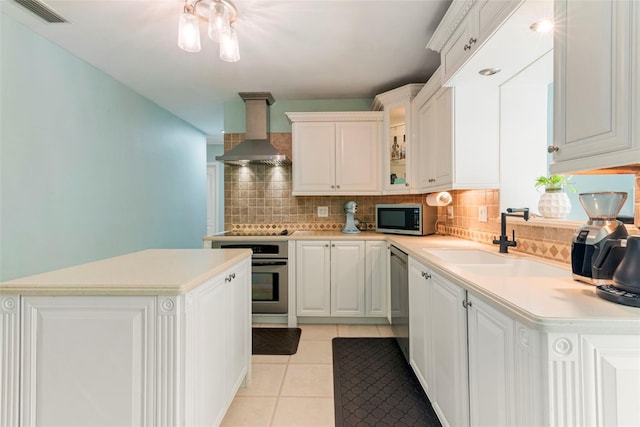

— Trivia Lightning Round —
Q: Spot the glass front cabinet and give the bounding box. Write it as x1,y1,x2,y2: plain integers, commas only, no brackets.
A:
373,84,424,194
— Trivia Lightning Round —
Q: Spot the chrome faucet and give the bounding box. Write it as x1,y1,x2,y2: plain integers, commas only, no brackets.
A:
493,208,530,253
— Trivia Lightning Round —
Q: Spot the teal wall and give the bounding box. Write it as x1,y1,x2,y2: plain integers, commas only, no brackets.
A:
223,98,374,133
0,15,207,280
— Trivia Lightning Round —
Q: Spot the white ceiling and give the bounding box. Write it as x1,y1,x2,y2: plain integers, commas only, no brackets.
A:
1,0,452,137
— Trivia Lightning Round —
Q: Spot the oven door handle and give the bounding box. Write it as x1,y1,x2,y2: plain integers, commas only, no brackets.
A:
252,260,287,267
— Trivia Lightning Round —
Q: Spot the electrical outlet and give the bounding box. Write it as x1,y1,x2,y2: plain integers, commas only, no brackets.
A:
317,206,329,217
478,205,488,222
447,205,454,219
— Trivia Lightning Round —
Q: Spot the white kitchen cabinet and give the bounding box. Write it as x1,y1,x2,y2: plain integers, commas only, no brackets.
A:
3,253,252,427
407,255,470,427
428,0,522,85
429,269,470,427
365,240,389,317
331,241,366,316
408,257,434,398
287,112,383,195
412,71,499,193
296,240,365,317
467,293,516,427
545,332,640,426
551,0,640,173
295,240,386,318
372,84,424,194
296,240,332,316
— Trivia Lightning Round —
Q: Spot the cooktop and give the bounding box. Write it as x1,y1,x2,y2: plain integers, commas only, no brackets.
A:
221,229,291,237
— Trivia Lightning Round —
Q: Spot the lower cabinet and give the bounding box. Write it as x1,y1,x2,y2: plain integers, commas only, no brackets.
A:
296,240,387,318
408,255,640,426
4,258,251,427
409,257,469,427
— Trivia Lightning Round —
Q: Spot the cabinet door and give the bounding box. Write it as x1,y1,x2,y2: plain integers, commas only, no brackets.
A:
429,271,470,427
433,87,453,187
227,259,251,395
365,241,388,317
415,95,438,190
467,294,515,427
552,0,637,171
21,296,156,427
331,241,365,316
292,122,336,192
296,241,331,316
190,276,229,426
441,8,479,84
335,122,380,193
408,258,433,398
581,334,640,426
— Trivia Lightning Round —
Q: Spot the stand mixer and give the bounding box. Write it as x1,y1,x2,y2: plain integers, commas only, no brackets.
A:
571,192,628,284
342,201,361,234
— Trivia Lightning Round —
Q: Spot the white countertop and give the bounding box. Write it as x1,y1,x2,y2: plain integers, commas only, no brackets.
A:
0,249,252,296
203,231,640,330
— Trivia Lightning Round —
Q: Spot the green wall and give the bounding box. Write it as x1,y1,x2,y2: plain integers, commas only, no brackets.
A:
223,98,374,133
0,15,207,280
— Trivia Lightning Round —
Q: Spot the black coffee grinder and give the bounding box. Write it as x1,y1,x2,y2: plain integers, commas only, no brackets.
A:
571,192,628,284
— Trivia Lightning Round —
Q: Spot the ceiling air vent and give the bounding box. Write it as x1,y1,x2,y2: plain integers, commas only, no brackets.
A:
12,0,68,23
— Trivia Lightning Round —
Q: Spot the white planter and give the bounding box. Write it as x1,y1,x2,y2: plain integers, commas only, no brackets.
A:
538,190,572,219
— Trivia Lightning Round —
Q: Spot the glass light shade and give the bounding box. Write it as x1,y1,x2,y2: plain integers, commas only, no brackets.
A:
219,27,240,62
178,12,201,52
208,2,230,43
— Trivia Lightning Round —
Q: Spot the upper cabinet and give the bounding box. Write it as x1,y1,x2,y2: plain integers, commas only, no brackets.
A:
372,84,424,194
412,68,500,193
286,112,383,196
550,0,640,173
427,0,522,85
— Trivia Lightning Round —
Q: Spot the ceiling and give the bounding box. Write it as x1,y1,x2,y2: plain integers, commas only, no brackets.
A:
1,0,452,138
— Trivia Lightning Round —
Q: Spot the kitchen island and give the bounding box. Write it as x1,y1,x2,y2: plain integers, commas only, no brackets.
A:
0,249,252,427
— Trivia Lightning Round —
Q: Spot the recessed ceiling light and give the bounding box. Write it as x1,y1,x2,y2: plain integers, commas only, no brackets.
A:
530,19,554,33
479,68,501,76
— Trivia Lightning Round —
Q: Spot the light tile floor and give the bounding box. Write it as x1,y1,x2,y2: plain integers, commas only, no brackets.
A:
221,323,394,427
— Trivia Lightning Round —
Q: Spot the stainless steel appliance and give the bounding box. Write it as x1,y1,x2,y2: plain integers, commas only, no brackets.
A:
211,238,288,314
376,203,437,236
390,245,409,361
571,192,629,284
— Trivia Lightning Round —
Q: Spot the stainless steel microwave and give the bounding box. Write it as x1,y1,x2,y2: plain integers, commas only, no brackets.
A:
375,203,437,236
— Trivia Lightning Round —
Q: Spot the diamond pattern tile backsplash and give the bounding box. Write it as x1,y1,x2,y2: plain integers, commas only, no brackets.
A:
222,133,639,264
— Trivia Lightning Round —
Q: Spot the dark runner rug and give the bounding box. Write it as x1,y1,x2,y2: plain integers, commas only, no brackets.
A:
252,327,301,355
332,337,442,427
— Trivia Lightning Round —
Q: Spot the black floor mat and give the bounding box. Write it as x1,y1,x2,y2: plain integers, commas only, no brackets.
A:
332,337,442,427
252,327,301,355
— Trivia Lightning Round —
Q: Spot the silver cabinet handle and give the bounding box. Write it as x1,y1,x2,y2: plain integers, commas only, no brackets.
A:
463,37,478,51
462,300,473,309
336,185,340,189
225,272,236,283
420,271,431,280
331,185,335,189
405,182,409,187
325,244,329,247
547,145,560,153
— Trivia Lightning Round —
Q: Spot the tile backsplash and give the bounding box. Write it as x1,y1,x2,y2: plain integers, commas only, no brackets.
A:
222,133,639,263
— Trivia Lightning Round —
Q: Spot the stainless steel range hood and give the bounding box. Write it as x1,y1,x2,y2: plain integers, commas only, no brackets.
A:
216,92,290,166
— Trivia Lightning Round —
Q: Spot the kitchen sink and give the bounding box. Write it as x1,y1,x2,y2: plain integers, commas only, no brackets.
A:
459,260,568,277
423,248,512,264
423,248,569,278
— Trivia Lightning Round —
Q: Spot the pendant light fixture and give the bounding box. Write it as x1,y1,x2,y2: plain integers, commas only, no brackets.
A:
177,0,240,62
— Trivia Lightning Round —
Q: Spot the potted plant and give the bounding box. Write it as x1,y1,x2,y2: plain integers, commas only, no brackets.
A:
535,174,575,219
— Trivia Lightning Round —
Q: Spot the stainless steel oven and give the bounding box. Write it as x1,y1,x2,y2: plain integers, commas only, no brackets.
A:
211,240,288,314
